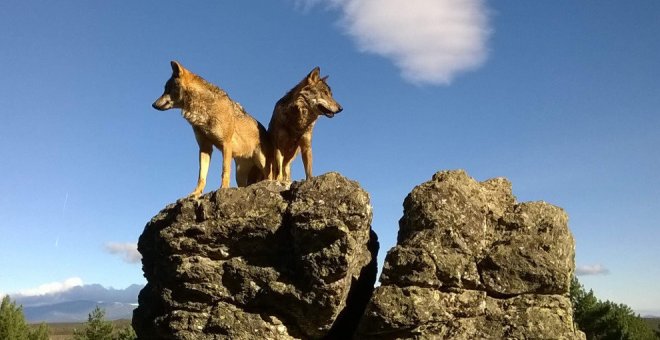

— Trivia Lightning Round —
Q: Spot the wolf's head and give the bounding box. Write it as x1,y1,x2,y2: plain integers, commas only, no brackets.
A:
299,67,343,118
152,61,190,111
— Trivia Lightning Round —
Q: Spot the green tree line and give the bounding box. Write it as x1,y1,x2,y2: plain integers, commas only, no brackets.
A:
0,296,48,340
571,276,659,339
5,285,660,340
1,295,135,340
72,306,135,340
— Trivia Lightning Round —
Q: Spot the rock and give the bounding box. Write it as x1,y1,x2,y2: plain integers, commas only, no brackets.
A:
133,173,379,340
134,169,585,339
356,170,585,339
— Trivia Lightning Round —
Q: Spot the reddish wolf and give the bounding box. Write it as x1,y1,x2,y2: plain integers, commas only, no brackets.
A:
152,61,272,198
268,67,343,182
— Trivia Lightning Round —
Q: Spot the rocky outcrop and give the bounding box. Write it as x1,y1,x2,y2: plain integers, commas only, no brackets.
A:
133,173,378,340
356,170,585,339
134,169,584,339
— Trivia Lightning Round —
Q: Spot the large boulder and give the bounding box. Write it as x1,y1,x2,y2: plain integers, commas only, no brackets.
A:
356,170,585,339
133,173,378,340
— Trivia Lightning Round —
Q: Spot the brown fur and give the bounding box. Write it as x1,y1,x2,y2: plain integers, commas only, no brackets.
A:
268,67,343,181
153,61,272,198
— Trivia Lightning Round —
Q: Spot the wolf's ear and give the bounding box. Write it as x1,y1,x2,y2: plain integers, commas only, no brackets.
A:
170,61,185,78
307,67,321,83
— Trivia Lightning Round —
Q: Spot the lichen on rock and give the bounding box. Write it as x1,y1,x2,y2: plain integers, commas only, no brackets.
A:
356,170,585,339
133,173,378,340
133,169,584,339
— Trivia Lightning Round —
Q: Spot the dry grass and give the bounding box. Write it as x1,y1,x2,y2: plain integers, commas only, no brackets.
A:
30,319,132,340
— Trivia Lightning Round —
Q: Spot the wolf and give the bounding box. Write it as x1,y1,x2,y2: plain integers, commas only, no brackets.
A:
152,61,272,198
268,67,343,182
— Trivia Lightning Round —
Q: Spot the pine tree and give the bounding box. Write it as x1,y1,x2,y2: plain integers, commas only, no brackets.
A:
570,277,659,339
0,295,49,340
73,306,115,340
115,324,137,340
28,323,49,340
72,306,136,340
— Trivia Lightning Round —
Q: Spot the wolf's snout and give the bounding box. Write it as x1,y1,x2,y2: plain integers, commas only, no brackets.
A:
152,97,170,111
336,105,343,113
152,101,166,111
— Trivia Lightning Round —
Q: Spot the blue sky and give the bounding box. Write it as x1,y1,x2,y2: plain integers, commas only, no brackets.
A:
1,1,659,315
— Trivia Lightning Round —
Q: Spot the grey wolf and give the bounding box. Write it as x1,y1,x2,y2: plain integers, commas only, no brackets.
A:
268,67,343,182
152,61,272,197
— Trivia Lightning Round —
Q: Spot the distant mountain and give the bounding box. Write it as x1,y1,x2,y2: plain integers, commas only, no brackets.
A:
23,301,137,323
11,284,144,323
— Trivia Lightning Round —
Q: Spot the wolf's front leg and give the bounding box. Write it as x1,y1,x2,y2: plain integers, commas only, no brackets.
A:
274,147,284,181
300,134,313,180
282,153,295,182
190,145,212,198
220,144,232,188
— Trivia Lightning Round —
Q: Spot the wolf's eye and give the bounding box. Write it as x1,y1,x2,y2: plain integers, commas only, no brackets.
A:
165,79,174,92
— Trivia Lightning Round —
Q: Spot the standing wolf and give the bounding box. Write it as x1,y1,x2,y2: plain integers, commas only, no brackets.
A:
152,61,272,198
268,67,343,182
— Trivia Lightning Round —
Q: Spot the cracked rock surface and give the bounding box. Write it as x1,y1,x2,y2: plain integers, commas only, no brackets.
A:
133,169,584,339
132,173,378,340
356,170,585,340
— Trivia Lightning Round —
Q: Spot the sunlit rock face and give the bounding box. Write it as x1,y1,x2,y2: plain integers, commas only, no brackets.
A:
133,173,378,340
356,170,585,340
132,169,584,339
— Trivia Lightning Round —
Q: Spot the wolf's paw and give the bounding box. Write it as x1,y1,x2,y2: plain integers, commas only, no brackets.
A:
187,190,202,199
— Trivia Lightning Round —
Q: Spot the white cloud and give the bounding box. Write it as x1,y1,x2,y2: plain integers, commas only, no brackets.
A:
576,264,610,276
104,242,141,264
16,277,84,297
296,0,491,85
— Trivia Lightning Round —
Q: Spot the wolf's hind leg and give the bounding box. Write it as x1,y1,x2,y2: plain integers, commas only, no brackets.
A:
252,151,269,182
235,159,250,187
